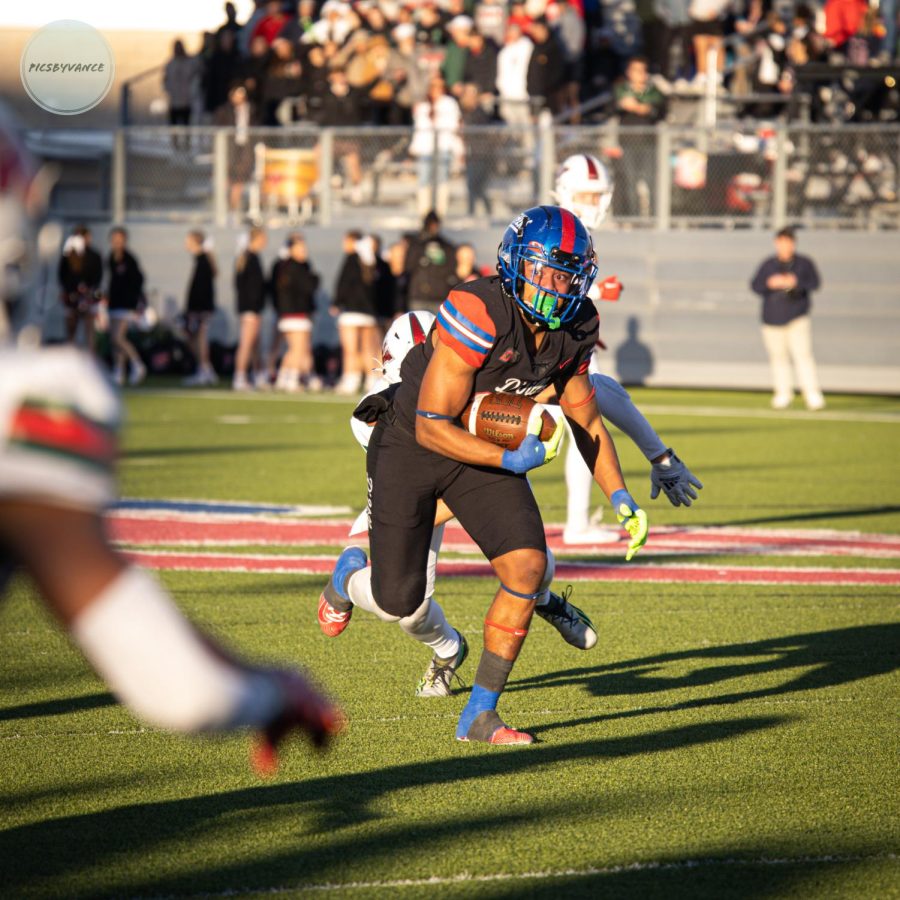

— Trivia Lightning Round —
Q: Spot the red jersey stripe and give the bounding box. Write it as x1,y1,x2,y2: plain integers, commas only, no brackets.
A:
10,406,117,466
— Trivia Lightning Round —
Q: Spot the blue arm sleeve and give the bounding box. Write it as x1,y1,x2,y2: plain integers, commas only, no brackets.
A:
590,374,668,462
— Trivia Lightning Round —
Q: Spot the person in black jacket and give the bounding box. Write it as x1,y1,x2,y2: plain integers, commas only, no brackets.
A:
183,230,218,386
58,224,103,352
233,226,268,391
750,227,825,410
401,211,457,315
274,233,320,392
332,230,380,395
526,19,567,114
106,227,147,387
311,68,364,204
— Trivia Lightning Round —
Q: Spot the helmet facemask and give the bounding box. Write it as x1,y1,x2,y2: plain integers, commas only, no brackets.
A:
502,241,597,331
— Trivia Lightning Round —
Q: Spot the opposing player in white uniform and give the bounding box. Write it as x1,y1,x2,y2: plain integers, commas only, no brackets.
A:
552,153,703,543
0,108,341,775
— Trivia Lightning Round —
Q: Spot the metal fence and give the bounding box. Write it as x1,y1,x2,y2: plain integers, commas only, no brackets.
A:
98,122,900,230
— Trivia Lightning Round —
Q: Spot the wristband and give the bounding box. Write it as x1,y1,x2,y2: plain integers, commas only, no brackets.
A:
611,489,637,513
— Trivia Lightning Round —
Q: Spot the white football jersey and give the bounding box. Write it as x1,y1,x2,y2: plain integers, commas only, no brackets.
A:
0,346,121,510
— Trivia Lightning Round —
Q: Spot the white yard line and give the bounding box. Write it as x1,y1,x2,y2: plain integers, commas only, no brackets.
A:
139,853,898,898
636,404,900,424
136,391,900,424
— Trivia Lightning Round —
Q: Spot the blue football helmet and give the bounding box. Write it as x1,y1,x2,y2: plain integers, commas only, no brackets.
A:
497,205,598,330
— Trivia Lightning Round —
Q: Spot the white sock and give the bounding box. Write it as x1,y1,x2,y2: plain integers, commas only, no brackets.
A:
71,567,281,733
565,427,594,533
399,597,459,660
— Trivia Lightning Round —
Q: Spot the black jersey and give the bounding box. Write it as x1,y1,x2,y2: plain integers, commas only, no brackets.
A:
393,275,598,430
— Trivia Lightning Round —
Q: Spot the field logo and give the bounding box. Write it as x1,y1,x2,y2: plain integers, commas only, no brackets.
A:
20,20,115,116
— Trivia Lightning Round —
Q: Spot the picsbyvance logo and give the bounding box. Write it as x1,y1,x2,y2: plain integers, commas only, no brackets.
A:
20,20,115,115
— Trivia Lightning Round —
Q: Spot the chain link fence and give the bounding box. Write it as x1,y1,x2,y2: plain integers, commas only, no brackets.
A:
104,123,900,229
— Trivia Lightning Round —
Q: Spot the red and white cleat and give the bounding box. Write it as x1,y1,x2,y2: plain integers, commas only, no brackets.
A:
487,725,534,745
318,595,352,637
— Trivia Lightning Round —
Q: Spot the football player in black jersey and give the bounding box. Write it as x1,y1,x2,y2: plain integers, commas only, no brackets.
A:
320,206,649,745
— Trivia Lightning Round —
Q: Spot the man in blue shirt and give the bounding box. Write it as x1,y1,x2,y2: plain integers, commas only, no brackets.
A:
750,227,825,411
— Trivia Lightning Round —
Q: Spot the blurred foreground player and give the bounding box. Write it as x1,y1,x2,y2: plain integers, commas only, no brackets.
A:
553,154,703,543
0,110,341,775
321,206,649,745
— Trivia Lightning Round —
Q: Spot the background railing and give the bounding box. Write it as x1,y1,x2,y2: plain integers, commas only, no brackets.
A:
35,122,900,231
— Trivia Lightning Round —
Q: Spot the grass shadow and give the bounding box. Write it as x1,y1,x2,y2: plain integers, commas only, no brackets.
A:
0,716,785,896
510,623,900,734
0,691,116,722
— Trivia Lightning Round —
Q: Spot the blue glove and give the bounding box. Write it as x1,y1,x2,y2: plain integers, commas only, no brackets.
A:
500,413,564,474
501,434,548,474
611,489,649,562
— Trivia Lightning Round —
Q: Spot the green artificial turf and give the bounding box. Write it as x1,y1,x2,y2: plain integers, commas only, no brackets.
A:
1,384,898,898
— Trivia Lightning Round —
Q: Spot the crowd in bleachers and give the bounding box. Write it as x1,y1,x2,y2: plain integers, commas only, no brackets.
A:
160,0,898,133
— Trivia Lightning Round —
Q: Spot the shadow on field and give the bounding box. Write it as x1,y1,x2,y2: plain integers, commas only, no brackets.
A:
0,691,115,722
0,716,785,897
712,504,900,527
510,623,900,734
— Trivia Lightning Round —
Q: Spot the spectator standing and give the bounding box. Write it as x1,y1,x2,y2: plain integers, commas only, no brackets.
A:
240,35,271,110
183,230,218,387
274,234,320,393
614,56,666,217
58,226,102,353
475,0,508,45
233,227,268,392
527,19,568,114
216,2,242,39
824,0,870,52
410,76,463,217
262,38,304,125
687,0,730,87
459,82,495,217
251,0,289,46
164,40,198,149
204,30,240,118
388,23,430,125
310,68,365,204
214,84,258,219
442,15,474,92
549,0,586,118
279,0,318,45
750,227,825,411
371,235,397,337
332,231,380,395
496,23,534,128
401,211,457,315
462,29,500,103
647,0,694,82
106,227,147,387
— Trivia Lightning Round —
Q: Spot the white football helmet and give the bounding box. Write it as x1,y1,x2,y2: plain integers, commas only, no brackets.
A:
381,310,436,384
552,153,614,229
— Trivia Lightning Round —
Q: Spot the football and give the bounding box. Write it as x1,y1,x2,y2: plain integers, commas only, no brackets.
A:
460,392,557,450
